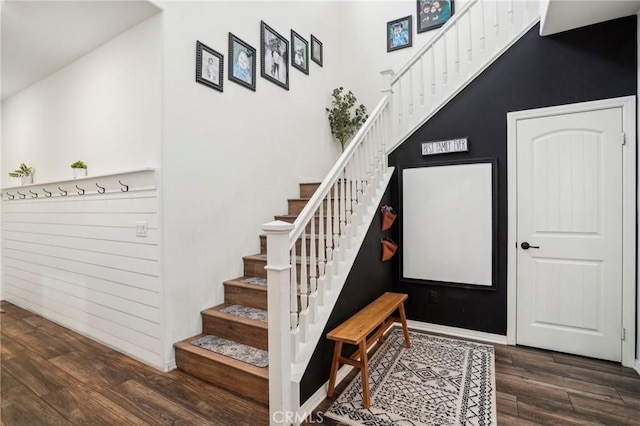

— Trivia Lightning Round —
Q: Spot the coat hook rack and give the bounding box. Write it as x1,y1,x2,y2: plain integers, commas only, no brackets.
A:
58,187,67,196
17,191,26,199
7,192,14,200
29,190,38,198
119,180,129,192
76,185,85,195
96,183,105,194
43,188,52,197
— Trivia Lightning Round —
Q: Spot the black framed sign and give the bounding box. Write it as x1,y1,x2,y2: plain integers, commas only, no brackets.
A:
398,158,498,290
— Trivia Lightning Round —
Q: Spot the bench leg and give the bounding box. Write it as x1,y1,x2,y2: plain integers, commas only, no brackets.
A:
399,303,411,348
327,341,342,398
359,340,371,408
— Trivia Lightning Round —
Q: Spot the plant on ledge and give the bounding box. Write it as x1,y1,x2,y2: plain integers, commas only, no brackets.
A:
326,87,368,152
8,163,34,178
70,160,87,169
8,163,35,185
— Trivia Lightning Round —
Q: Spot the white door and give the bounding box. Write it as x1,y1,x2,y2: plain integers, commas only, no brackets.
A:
515,107,623,362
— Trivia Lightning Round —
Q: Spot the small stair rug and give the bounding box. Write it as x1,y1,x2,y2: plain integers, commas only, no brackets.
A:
241,277,267,287
325,329,496,426
220,305,268,322
190,335,268,367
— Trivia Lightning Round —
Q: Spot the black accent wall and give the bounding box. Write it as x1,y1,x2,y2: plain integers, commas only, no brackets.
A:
388,17,637,335
300,184,395,403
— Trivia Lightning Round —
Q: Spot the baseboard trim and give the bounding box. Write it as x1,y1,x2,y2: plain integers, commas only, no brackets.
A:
634,359,640,376
406,320,508,345
165,360,177,372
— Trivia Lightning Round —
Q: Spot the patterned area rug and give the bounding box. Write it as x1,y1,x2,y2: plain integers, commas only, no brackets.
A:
220,305,268,322
325,329,496,425
190,335,268,367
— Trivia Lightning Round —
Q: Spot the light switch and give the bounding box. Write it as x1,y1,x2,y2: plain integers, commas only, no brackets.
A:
136,221,148,237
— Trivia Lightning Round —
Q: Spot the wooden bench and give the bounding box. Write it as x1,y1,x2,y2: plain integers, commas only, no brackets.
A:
326,292,411,408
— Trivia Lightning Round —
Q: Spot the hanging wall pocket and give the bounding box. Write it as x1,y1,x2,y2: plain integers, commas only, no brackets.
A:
381,205,397,231
381,238,398,262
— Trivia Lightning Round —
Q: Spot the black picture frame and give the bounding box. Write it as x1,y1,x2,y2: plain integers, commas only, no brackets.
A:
195,41,223,92
387,16,413,52
260,21,289,90
417,0,454,33
228,33,256,91
311,35,323,67
291,29,309,75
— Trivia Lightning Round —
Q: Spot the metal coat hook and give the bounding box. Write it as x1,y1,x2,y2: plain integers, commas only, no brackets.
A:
7,192,14,200
29,190,38,198
96,183,105,194
58,187,67,196
43,188,52,197
119,180,129,192
17,191,26,199
76,185,85,195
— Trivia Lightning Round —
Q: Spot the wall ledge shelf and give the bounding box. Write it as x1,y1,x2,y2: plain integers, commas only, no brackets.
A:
1,168,157,200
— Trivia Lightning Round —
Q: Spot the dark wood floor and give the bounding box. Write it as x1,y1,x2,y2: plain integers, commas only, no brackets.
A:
2,301,640,425
0,301,268,425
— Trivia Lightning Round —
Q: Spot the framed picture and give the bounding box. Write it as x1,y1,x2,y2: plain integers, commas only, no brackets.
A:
311,35,323,67
417,0,454,33
228,33,256,91
260,21,289,90
291,30,309,75
195,41,223,92
387,16,412,52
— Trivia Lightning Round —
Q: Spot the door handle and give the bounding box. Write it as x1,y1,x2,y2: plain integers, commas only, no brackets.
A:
521,242,540,250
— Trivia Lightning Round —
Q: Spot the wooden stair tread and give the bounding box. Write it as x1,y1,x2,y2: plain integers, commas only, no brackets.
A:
202,303,268,328
224,277,268,291
175,334,268,379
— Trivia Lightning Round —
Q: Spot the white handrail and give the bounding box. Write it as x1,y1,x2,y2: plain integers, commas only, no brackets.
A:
289,95,389,245
391,0,479,85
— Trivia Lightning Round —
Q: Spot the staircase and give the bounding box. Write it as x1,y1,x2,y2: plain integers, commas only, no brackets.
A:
173,0,541,423
173,182,325,406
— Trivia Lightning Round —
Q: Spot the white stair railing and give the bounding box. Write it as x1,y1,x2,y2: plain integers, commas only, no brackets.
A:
264,96,392,423
388,0,539,151
264,1,540,423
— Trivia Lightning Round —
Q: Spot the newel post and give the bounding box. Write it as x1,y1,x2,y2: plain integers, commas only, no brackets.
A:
263,220,294,425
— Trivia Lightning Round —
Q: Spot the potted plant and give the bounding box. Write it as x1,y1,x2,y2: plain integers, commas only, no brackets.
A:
8,163,35,185
70,161,87,179
326,87,368,152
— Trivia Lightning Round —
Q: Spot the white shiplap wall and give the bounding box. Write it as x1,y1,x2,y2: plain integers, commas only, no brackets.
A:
1,169,162,368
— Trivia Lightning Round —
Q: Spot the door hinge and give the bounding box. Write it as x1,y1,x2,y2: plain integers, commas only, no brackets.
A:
621,132,626,145
622,327,626,341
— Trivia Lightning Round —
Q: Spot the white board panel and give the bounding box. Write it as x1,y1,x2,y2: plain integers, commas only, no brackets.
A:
402,163,493,286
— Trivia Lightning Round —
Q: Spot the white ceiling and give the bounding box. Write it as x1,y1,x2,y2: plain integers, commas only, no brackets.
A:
541,0,640,36
1,0,161,100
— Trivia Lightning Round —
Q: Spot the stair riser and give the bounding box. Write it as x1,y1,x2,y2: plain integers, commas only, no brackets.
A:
202,314,268,351
244,257,316,281
299,183,320,198
224,284,267,310
288,198,332,216
175,347,268,405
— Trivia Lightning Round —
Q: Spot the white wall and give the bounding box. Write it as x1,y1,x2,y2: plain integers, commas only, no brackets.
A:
1,16,162,365
1,16,162,185
159,1,345,367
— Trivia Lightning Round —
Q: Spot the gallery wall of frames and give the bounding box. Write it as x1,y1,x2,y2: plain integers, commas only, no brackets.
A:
195,20,323,93
194,1,453,92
